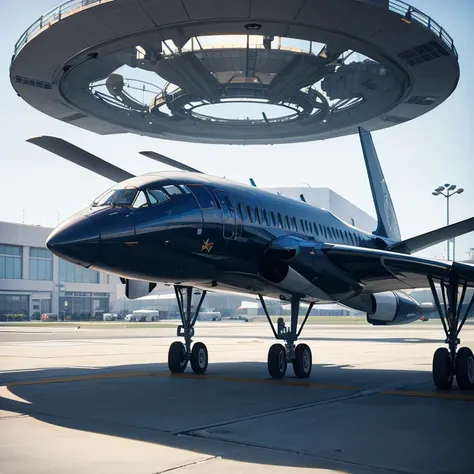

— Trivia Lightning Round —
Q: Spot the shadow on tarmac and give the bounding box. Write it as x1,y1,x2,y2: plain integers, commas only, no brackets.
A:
2,361,470,472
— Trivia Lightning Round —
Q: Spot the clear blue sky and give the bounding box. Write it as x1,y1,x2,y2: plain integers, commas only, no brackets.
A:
1,0,473,260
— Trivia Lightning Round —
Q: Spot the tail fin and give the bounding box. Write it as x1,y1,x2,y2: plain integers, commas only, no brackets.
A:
358,127,401,242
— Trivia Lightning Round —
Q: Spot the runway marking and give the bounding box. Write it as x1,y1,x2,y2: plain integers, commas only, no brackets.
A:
6,371,357,391
6,371,474,401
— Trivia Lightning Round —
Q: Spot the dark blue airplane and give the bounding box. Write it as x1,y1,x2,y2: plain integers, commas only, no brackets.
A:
28,128,474,391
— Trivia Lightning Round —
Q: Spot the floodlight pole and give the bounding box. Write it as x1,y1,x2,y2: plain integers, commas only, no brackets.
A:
432,184,464,261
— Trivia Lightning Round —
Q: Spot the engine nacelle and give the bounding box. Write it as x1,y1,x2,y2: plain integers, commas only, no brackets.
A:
343,291,425,326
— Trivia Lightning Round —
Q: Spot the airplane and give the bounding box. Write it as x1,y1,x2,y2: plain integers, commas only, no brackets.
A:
27,128,474,391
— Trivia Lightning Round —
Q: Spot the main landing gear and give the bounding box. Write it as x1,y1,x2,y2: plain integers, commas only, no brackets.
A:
168,286,209,374
428,275,474,391
259,295,314,379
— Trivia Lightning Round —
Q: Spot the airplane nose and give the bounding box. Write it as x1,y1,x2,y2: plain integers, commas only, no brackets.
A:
46,215,100,267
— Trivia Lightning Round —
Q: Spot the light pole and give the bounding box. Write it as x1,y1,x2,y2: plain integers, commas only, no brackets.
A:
432,184,464,261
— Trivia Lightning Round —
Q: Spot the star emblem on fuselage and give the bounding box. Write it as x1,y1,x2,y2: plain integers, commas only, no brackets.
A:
201,238,214,253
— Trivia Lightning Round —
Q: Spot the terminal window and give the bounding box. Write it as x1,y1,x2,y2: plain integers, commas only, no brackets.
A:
59,259,100,283
0,244,22,279
29,247,53,281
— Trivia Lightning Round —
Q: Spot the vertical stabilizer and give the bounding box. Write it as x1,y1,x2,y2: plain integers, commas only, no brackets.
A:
358,127,401,242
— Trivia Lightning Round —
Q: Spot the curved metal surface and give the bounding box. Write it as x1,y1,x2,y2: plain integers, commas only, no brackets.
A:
10,0,460,145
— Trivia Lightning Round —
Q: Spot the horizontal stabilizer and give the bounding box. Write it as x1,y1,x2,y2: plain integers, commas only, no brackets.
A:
388,217,474,255
27,136,135,183
140,151,202,173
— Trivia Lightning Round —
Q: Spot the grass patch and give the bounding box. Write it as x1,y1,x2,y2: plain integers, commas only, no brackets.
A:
0,321,176,329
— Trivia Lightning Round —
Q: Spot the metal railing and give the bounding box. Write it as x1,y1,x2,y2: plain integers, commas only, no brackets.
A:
12,0,457,60
13,0,106,57
388,0,457,55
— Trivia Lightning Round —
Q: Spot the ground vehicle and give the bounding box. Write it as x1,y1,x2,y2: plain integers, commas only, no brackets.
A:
124,310,159,322
198,309,222,321
103,313,119,321
41,313,58,321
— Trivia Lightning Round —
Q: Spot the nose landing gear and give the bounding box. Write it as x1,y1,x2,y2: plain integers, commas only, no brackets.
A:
168,286,209,374
429,275,474,391
260,295,314,379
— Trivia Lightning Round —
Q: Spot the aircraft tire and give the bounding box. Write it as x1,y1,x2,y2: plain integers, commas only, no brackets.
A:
292,344,312,378
168,341,188,374
455,347,474,390
432,347,453,390
190,342,208,374
268,343,287,379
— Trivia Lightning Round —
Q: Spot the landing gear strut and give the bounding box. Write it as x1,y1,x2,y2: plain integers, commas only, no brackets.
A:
259,295,313,379
429,275,474,390
168,286,208,374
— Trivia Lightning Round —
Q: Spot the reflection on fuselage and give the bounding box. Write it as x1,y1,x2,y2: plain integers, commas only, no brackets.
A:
47,171,381,299
85,178,215,281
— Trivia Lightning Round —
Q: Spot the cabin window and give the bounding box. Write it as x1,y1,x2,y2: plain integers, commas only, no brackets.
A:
255,208,262,225
132,191,148,209
285,216,290,230
270,211,276,227
237,203,244,220
292,217,297,231
300,219,305,233
263,209,269,226
247,205,254,223
313,223,319,236
188,184,216,209
146,189,170,206
277,213,283,229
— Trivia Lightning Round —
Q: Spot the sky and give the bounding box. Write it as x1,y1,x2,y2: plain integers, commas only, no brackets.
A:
1,0,473,260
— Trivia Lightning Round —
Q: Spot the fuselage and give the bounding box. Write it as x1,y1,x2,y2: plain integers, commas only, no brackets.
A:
46,171,393,303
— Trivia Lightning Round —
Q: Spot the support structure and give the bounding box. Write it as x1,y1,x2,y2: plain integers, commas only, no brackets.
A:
259,294,314,379
428,274,474,390
168,286,209,374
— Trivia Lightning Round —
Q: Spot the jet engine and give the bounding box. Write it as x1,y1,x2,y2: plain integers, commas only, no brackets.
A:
342,291,428,326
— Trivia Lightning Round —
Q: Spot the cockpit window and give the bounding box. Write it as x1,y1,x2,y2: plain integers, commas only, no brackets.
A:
92,188,138,207
146,189,170,205
132,191,148,209
163,185,183,196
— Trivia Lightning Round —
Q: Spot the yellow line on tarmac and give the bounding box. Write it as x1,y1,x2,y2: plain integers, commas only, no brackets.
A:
6,370,358,391
7,372,473,401
7,371,157,387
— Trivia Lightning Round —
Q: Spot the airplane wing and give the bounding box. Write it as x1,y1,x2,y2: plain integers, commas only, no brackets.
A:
139,151,202,173
321,244,474,293
27,136,135,182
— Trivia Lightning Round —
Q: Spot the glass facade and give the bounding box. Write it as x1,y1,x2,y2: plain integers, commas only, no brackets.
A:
0,294,29,321
0,244,22,279
59,292,109,320
29,247,53,280
59,259,100,283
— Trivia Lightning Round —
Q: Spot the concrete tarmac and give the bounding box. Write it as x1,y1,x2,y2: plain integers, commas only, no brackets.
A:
1,321,473,474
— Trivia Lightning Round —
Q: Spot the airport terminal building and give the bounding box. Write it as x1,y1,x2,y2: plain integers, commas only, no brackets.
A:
0,221,118,321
